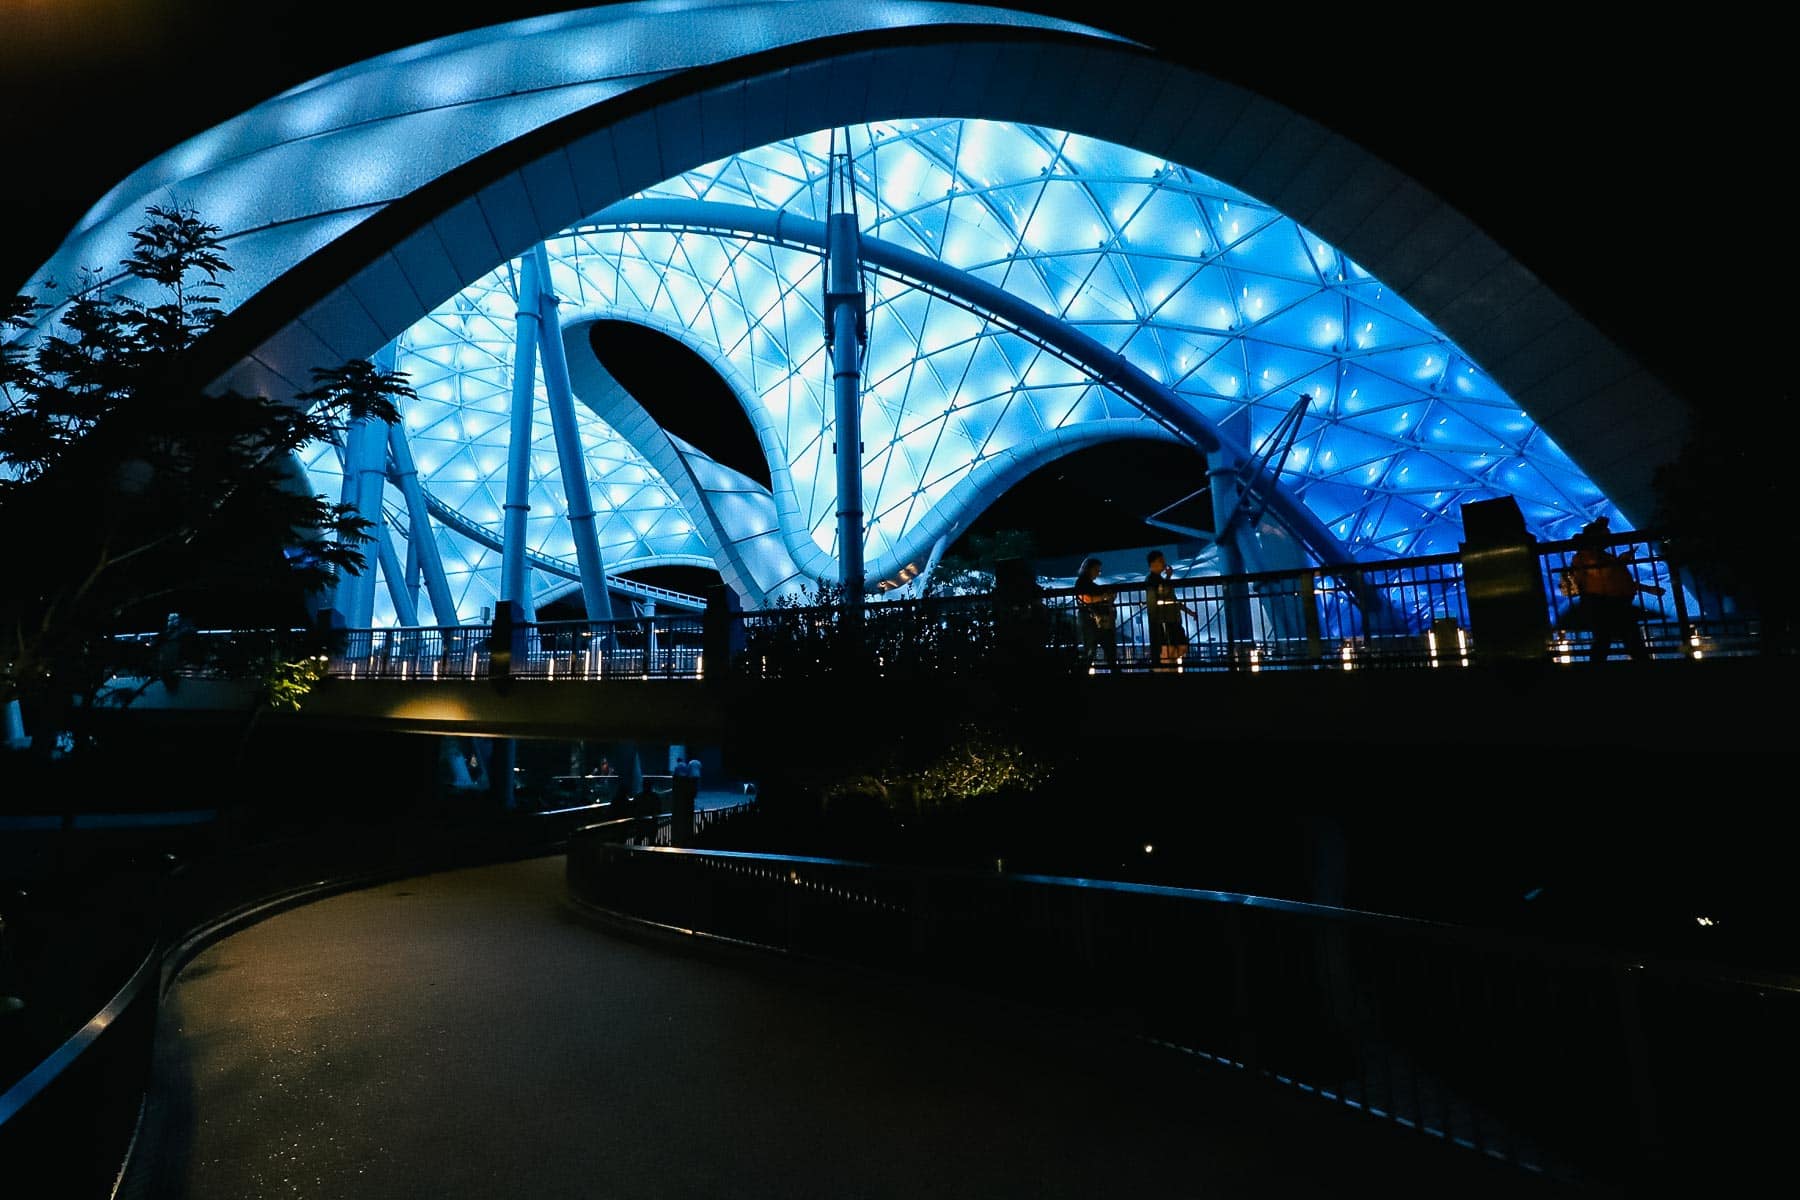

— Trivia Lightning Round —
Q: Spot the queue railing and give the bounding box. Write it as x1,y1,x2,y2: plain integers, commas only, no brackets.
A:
565,831,1800,1193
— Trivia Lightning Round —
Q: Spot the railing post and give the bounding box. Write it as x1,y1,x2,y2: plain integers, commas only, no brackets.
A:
703,584,741,685
1301,573,1322,666
1457,496,1550,663
488,602,521,686
1665,552,1692,651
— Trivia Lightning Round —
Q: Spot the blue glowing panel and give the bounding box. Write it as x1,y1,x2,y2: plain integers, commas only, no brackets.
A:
300,260,713,625
297,115,1624,623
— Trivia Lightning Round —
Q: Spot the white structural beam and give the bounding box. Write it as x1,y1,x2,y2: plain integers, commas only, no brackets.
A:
386,416,460,626
374,522,420,628
531,243,615,624
501,253,542,622
594,198,1355,569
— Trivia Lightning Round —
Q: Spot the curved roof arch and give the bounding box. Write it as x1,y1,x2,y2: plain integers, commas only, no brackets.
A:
555,206,1196,581
553,309,820,604
12,0,1683,624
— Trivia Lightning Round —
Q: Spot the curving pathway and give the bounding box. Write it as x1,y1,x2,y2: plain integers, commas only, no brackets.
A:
119,855,1584,1199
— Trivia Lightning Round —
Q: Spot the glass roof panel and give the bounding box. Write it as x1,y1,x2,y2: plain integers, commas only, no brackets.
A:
304,117,1621,624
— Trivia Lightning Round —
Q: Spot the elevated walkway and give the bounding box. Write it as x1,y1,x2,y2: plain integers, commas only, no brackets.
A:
99,654,1800,755
116,855,1575,1198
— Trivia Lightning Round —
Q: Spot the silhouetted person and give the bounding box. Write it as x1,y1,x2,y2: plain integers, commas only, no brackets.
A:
1074,557,1117,671
670,755,696,846
1144,549,1193,671
624,782,659,845
1567,518,1649,663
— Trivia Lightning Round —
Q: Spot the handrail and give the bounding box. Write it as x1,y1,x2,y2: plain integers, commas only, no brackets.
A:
0,943,160,1126
0,804,615,1194
107,528,1780,687
566,832,1800,1190
574,842,1800,988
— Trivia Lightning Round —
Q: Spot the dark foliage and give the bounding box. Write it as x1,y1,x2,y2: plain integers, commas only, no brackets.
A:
735,574,1085,682
1,205,414,752
1651,396,1800,650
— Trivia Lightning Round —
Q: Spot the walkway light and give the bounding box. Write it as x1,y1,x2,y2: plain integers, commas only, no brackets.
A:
1427,621,1469,668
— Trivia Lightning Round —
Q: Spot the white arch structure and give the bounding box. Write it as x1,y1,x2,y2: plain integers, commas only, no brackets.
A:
13,0,1681,624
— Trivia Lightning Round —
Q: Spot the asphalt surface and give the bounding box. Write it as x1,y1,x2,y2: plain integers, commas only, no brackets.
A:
117,855,1589,1199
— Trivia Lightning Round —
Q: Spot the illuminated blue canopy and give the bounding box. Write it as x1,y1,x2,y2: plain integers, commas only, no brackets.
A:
11,0,1680,625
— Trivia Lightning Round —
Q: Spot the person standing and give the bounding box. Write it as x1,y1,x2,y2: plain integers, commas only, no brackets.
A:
669,754,696,846
1144,550,1193,671
1567,519,1649,663
1074,557,1117,671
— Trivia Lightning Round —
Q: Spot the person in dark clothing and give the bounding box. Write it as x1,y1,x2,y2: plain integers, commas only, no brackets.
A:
1074,557,1117,671
1566,518,1649,663
1144,549,1193,671
670,755,697,846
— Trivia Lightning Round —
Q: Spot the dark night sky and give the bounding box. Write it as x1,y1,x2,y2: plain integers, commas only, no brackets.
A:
1,2,1775,434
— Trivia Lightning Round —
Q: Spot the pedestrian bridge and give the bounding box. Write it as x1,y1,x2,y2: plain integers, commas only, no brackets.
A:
110,528,1788,756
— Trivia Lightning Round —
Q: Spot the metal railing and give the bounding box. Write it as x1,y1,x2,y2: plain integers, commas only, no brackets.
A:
328,614,707,681
721,531,1767,679
0,923,160,1200
566,830,1800,1192
565,799,759,849
119,531,1776,685
1535,532,1761,662
0,801,611,1198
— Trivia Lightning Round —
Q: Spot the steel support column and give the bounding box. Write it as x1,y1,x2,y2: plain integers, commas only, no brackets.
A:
643,599,658,673
501,253,542,624
1247,519,1312,643
532,242,615,626
1208,455,1255,649
594,198,1361,572
375,524,419,628
388,408,459,627
337,403,389,629
823,145,868,600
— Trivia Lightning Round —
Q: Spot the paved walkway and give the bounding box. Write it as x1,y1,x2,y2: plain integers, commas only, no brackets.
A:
118,855,1592,1199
